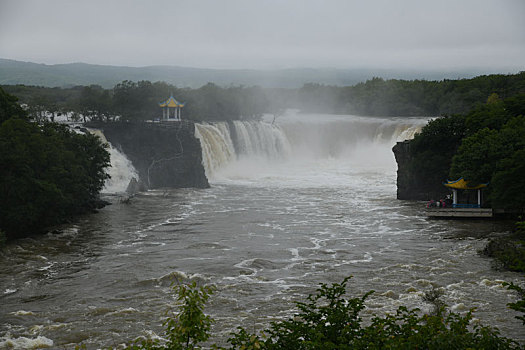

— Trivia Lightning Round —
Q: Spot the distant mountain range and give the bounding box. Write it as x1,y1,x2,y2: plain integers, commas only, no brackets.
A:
0,58,514,89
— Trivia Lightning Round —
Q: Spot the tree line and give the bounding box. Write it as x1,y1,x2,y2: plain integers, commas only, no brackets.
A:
0,87,110,242
296,72,525,116
407,92,525,211
2,71,524,122
2,81,270,123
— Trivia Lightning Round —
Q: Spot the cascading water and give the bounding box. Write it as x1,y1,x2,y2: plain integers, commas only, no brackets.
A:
89,129,139,194
231,120,291,158
195,112,426,182
194,123,236,177
195,120,292,180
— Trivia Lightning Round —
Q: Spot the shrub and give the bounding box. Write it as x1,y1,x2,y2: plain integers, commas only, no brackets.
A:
123,278,521,350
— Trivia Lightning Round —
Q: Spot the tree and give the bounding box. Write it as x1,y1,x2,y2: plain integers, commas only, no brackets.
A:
0,88,110,240
487,92,501,104
450,116,525,207
490,149,525,210
408,115,467,187
0,86,27,124
126,282,214,350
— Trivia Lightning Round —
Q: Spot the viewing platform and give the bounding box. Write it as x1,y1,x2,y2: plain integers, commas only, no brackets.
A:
426,207,493,218
425,178,493,218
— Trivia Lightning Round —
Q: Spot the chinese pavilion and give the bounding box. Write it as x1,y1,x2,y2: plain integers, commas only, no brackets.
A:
159,95,185,121
444,178,488,208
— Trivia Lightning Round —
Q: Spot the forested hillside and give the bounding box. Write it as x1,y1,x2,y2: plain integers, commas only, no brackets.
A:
0,58,494,89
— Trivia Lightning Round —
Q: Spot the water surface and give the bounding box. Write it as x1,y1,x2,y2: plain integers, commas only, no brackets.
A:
1,113,523,348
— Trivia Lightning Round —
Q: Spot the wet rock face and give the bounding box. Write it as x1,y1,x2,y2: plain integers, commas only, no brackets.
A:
392,140,447,201
100,121,209,190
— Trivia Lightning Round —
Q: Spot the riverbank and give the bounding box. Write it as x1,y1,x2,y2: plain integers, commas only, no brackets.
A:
483,222,525,272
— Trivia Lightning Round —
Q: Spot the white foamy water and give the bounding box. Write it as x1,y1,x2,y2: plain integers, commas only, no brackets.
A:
89,129,139,193
195,112,426,186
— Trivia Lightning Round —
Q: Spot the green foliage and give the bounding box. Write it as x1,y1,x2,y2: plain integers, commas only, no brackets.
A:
4,71,525,122
451,111,525,208
404,91,525,209
450,127,505,183
0,88,110,239
0,86,27,123
229,277,519,350
491,149,525,209
125,278,522,350
504,281,525,326
165,282,214,349
463,100,510,136
295,72,525,116
78,84,115,122
125,282,214,350
261,277,372,349
408,114,467,187
485,221,525,273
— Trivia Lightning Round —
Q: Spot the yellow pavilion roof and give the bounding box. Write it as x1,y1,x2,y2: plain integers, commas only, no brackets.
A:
444,178,488,190
159,96,184,108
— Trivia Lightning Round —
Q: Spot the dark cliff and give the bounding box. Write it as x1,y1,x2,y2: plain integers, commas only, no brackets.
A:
393,140,448,201
96,121,209,190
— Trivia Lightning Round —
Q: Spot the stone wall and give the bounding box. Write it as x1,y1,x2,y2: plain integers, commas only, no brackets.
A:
98,121,209,190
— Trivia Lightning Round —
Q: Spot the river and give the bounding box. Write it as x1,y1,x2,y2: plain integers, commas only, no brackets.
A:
0,112,523,348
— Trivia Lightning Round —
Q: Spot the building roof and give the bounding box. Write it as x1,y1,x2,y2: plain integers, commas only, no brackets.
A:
159,95,185,108
444,178,488,190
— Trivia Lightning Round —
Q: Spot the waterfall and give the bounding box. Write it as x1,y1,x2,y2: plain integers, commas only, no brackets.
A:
89,129,139,194
232,121,291,158
194,114,426,182
195,121,292,179
194,123,236,177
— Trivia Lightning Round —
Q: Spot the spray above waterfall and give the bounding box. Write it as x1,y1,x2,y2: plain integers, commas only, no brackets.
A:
195,113,426,183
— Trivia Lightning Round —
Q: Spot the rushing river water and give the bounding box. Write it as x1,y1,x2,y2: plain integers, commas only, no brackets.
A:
1,113,523,349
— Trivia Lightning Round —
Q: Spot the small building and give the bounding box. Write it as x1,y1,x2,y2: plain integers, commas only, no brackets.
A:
443,178,488,208
426,178,492,218
159,95,185,121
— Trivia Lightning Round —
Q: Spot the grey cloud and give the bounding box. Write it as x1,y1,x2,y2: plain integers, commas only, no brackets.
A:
0,0,524,71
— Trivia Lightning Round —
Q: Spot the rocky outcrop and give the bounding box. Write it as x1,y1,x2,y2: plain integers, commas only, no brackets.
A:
97,121,209,190
393,140,447,201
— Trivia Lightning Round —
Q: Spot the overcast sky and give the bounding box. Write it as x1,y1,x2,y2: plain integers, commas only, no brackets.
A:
1,0,524,71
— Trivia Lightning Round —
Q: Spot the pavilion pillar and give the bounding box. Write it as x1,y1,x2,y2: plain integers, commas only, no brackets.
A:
478,189,481,207
452,189,457,207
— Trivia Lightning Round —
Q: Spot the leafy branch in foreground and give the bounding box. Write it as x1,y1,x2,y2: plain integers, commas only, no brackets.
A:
124,277,522,350
504,281,525,326
125,282,214,350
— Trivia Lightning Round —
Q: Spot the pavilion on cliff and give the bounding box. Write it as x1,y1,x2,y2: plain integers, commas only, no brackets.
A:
159,95,185,121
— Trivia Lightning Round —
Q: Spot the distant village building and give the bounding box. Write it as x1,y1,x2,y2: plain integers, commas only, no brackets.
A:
159,95,185,121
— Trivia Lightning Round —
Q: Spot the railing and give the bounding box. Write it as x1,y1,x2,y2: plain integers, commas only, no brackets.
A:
452,204,481,208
